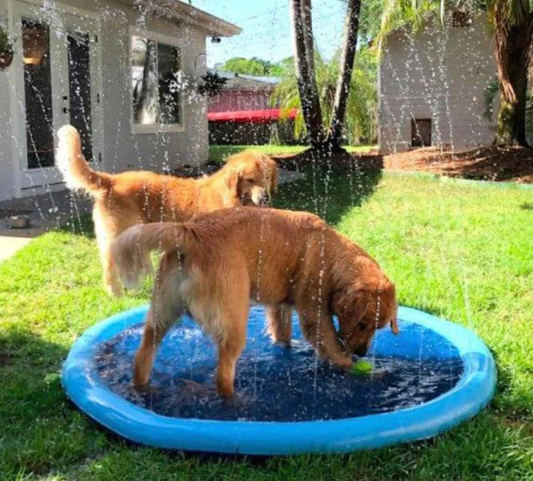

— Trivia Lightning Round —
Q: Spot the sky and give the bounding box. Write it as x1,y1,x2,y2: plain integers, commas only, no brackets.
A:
187,0,349,68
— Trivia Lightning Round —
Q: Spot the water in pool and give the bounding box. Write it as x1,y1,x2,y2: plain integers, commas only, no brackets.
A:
95,306,463,422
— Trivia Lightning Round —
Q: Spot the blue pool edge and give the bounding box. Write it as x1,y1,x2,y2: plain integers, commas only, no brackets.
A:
61,305,497,455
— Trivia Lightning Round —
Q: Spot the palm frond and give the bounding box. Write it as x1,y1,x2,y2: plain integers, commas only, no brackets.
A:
271,45,378,144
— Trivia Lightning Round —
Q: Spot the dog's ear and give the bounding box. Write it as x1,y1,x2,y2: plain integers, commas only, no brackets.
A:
269,161,278,193
256,155,278,194
263,155,278,193
333,287,369,330
352,289,370,325
382,280,399,335
225,168,241,198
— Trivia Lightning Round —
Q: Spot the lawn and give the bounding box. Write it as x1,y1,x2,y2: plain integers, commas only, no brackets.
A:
1,168,533,480
208,144,376,163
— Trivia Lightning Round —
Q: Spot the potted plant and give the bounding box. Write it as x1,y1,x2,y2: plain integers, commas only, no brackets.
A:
198,71,227,97
0,26,14,70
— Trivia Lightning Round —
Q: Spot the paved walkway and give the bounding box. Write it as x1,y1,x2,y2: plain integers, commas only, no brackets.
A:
0,190,92,237
0,236,33,262
0,190,92,262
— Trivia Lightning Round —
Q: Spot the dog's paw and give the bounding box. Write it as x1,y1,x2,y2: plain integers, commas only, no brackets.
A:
273,339,292,348
332,357,355,371
181,379,214,395
106,281,124,298
223,391,255,409
133,382,157,394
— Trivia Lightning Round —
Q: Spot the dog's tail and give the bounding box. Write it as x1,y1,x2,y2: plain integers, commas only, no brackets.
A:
56,125,112,194
111,223,197,289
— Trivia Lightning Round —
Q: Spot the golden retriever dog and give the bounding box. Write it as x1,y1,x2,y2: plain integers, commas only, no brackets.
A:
56,125,278,296
111,208,399,398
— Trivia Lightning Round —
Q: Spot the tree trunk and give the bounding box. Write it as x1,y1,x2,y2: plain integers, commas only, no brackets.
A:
290,0,324,147
497,65,528,147
328,0,362,150
300,0,323,144
493,7,532,147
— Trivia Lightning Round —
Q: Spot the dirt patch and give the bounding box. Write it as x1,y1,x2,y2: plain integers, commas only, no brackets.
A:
273,149,383,172
181,145,533,184
383,146,533,184
272,145,533,184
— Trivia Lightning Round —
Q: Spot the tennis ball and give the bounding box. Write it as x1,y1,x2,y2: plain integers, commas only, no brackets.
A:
350,360,373,376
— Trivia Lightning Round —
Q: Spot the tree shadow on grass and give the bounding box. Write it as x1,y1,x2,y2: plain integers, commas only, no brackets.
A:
207,144,385,225
274,164,383,226
0,327,329,473
1,302,502,476
0,330,80,477
57,212,95,239
57,162,384,240
0,329,67,370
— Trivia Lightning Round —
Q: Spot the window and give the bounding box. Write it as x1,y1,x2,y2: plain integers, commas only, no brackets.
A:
131,33,182,132
411,119,432,148
22,19,54,169
452,11,472,28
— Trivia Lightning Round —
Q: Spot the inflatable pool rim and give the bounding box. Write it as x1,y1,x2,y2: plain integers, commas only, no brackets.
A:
61,305,496,455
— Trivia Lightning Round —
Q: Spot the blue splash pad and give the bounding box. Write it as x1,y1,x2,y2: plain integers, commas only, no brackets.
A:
62,306,496,454
95,310,463,422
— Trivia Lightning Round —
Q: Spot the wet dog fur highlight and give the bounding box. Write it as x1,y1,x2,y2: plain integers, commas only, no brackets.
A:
57,125,277,296
111,208,398,398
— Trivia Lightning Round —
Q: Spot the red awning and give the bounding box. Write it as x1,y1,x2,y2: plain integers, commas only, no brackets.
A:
207,108,298,124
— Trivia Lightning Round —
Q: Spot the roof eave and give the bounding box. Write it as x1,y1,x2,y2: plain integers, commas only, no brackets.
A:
118,0,242,37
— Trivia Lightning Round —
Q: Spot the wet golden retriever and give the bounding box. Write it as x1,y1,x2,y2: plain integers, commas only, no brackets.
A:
110,208,398,398
57,125,277,296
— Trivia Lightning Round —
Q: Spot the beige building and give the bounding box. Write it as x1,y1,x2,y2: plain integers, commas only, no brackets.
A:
0,0,240,201
379,10,497,154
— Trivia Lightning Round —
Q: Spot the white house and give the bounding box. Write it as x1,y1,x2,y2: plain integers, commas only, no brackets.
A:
0,0,240,201
379,9,497,154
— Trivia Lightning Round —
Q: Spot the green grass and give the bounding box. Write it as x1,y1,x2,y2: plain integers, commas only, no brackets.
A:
208,144,376,163
1,168,533,480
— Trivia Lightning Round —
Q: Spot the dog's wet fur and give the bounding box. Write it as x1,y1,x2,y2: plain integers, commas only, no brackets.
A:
111,208,398,398
57,125,277,296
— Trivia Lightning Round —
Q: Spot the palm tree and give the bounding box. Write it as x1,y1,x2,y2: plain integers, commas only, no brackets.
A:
488,0,532,146
289,0,363,152
290,0,324,147
329,0,363,150
377,0,533,148
271,47,377,146
483,79,533,139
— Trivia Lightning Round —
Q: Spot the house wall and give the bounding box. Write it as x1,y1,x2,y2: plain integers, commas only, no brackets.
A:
209,89,273,113
0,69,12,202
0,0,15,201
0,0,210,201
63,0,209,173
379,12,497,154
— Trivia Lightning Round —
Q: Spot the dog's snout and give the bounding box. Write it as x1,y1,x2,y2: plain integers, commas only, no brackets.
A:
258,193,270,206
354,345,369,357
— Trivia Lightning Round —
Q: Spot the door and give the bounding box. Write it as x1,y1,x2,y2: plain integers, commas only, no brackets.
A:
12,1,102,193
411,118,432,148
63,13,102,167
